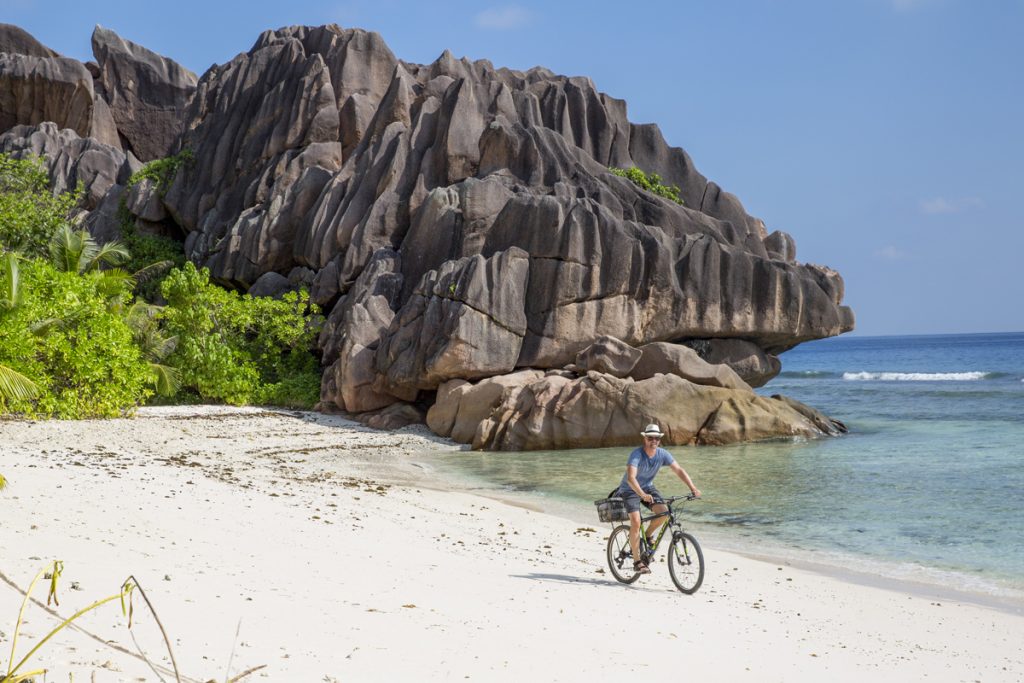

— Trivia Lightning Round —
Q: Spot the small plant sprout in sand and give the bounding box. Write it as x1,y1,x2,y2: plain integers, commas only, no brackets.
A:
2,561,137,683
2,562,265,683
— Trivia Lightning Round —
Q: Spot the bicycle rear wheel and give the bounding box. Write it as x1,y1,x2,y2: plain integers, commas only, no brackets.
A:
668,531,704,594
606,524,640,584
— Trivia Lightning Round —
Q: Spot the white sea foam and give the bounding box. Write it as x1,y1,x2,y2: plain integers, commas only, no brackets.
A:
842,371,990,381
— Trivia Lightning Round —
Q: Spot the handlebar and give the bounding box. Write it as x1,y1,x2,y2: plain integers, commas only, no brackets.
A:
655,494,701,504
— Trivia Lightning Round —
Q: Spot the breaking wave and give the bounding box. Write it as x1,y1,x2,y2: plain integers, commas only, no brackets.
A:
842,371,993,381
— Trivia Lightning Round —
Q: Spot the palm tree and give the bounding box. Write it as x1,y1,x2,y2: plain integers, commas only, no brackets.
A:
0,252,39,494
48,224,130,274
0,252,39,403
125,301,180,396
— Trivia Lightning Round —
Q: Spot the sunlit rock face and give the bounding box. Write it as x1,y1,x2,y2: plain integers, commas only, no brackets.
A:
0,23,855,448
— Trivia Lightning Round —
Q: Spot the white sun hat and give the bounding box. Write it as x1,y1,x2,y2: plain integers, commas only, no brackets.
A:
640,423,664,438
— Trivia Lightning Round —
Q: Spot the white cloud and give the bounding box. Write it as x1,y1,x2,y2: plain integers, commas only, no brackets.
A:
875,245,907,261
475,6,532,30
919,197,985,215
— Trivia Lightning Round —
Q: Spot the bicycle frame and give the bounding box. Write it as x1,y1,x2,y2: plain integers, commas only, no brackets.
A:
637,496,692,553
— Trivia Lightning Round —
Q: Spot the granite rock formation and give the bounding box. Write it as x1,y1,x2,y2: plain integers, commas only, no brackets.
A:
0,23,856,449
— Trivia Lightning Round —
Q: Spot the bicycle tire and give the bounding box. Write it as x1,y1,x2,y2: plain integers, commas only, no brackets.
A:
606,524,641,584
667,531,704,594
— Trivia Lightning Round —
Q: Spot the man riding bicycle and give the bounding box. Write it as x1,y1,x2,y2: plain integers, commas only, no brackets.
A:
614,423,701,574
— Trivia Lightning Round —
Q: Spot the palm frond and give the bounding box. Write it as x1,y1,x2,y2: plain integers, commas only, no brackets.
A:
89,268,136,300
0,363,39,401
92,239,131,270
148,362,181,397
0,251,23,312
132,260,174,286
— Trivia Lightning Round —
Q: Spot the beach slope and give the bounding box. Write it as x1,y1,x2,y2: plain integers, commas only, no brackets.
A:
1,407,1020,681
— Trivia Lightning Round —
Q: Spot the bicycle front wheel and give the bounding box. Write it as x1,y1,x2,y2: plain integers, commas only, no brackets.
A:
668,531,704,594
606,524,640,584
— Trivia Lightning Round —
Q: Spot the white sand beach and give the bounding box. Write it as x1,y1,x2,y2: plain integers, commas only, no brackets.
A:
1,407,1021,682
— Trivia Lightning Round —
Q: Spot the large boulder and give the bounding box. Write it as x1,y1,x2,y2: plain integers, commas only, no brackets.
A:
90,26,198,161
0,123,132,209
474,371,825,451
683,338,782,388
427,369,545,443
574,335,642,378
631,342,751,391
0,52,97,140
319,248,409,412
374,247,530,393
0,23,59,58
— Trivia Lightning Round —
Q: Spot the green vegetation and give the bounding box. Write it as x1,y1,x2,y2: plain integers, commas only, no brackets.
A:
609,166,684,205
0,155,81,257
128,148,194,194
161,263,322,407
0,150,323,420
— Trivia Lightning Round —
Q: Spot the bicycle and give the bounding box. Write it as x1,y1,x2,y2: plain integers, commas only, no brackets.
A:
596,494,705,594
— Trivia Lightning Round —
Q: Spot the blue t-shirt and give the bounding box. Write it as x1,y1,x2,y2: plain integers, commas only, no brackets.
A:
619,447,676,490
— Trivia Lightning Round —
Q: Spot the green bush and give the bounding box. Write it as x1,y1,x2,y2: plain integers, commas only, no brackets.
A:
0,259,153,418
160,263,322,407
128,149,194,194
0,154,81,257
609,166,684,205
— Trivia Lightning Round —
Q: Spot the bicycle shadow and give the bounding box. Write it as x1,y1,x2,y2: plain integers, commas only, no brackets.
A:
509,572,669,593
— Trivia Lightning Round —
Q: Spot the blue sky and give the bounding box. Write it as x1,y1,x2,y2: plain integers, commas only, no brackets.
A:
6,0,1023,335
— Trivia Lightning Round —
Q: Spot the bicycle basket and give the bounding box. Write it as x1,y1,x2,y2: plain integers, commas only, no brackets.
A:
594,497,628,523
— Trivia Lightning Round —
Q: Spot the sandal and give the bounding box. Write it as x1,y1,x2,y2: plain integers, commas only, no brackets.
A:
633,560,651,575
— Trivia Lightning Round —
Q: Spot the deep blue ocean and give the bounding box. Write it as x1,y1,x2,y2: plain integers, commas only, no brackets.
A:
426,332,1024,602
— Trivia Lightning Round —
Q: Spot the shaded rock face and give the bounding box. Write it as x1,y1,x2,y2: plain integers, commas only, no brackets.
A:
0,123,132,209
90,26,198,161
1,22,855,447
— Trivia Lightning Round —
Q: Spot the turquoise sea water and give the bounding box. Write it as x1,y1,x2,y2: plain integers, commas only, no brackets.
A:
424,332,1024,602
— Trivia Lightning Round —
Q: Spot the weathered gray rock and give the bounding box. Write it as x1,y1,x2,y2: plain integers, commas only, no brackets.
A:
319,248,409,412
574,335,642,378
375,247,530,393
427,369,545,443
124,178,166,222
474,371,825,450
354,402,426,430
0,123,129,209
695,394,823,446
631,342,751,391
1,23,59,58
163,32,342,286
0,53,96,138
683,338,782,388
90,26,197,160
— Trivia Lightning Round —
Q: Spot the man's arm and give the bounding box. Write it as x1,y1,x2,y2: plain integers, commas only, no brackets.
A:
670,462,701,497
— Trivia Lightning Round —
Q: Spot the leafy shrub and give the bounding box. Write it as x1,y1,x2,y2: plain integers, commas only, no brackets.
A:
609,166,683,205
160,263,322,407
0,259,153,418
0,154,81,257
128,149,194,194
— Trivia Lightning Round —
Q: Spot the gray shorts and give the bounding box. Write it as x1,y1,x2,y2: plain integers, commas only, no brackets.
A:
615,484,663,514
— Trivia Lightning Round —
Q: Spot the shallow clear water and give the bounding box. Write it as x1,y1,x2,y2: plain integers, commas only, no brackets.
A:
424,332,1024,600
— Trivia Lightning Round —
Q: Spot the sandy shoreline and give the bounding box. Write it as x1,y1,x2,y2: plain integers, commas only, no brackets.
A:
2,406,1022,682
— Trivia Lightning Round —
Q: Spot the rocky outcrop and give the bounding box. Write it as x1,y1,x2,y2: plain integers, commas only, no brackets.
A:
0,23,856,449
631,342,751,391
0,23,59,59
0,122,133,209
473,371,824,451
90,26,197,161
684,338,782,388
